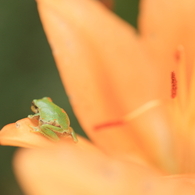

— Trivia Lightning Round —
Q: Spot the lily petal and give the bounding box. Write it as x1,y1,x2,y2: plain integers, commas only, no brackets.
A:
139,0,195,76
14,147,195,195
36,0,172,163
98,0,114,9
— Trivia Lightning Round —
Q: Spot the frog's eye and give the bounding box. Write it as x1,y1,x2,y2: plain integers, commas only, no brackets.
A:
31,102,38,113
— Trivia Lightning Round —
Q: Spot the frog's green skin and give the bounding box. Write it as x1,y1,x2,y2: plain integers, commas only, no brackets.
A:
28,97,77,142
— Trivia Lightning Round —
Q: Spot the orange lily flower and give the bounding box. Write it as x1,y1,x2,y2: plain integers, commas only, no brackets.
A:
1,0,195,194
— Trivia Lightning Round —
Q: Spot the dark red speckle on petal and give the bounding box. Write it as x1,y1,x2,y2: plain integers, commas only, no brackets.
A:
171,71,177,98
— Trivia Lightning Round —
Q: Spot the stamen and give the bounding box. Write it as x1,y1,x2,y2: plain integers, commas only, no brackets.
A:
94,120,123,130
123,99,162,122
94,99,162,130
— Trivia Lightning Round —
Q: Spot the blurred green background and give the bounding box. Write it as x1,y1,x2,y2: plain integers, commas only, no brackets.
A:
0,0,139,194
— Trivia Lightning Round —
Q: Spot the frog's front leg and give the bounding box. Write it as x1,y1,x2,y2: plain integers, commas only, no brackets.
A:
28,113,40,119
31,125,60,141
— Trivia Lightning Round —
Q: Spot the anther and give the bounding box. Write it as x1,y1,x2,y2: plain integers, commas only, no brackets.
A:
171,71,177,98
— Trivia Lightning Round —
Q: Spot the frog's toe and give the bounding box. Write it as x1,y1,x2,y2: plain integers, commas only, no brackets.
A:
70,130,78,142
29,126,40,133
72,134,78,142
28,115,33,119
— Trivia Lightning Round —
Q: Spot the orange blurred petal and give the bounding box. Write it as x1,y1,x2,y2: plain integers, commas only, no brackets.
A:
99,0,114,9
36,0,171,162
14,148,195,195
139,0,195,78
175,46,188,113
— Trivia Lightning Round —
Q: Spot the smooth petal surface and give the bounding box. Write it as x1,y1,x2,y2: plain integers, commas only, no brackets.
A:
14,148,195,195
139,0,195,77
36,0,174,168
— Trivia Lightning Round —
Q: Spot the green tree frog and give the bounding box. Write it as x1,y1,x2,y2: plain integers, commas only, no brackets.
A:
28,97,78,142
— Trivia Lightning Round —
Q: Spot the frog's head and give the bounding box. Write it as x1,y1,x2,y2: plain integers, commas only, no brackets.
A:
30,97,53,113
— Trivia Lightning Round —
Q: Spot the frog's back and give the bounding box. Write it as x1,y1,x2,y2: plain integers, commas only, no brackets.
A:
36,98,70,129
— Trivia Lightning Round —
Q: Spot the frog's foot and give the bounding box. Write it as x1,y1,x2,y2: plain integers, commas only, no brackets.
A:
29,126,41,133
28,115,34,119
69,127,78,142
29,125,60,141
40,126,60,141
